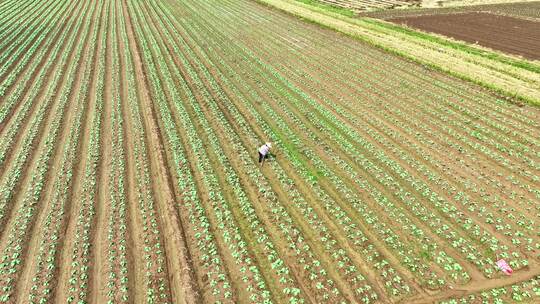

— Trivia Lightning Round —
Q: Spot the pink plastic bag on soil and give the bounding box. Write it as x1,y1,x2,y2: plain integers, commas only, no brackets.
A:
496,259,513,275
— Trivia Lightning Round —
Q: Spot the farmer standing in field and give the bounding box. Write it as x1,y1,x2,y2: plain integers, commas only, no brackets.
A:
258,142,272,167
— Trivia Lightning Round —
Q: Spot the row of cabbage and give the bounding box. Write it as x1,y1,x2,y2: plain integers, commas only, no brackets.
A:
0,0,96,301
136,0,432,301
201,0,539,278
439,276,540,304
0,0,173,302
142,0,539,301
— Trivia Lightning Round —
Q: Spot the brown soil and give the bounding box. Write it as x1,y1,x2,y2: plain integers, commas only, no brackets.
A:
90,1,113,300
388,12,540,59
361,1,540,20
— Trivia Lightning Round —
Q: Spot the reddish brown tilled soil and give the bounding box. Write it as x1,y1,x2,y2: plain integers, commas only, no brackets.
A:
360,1,540,21
388,12,540,60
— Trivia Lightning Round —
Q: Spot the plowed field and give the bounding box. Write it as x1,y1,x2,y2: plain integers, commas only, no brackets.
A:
362,1,540,21
388,12,540,59
0,0,539,303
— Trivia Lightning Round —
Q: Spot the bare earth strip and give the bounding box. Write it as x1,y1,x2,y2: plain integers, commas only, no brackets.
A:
360,0,540,20
91,0,113,301
388,12,540,60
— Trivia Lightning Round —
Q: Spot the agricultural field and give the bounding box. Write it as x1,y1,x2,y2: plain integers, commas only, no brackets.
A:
386,12,540,60
362,1,540,68
299,0,418,12
418,0,540,8
0,0,539,303
360,0,540,18
293,0,539,12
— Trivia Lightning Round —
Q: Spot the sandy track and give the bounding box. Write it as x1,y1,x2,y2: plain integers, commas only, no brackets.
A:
361,0,540,20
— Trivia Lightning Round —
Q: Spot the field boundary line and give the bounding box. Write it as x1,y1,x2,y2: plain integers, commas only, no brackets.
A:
253,0,540,106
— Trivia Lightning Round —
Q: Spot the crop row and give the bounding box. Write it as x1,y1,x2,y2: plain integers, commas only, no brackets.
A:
117,0,171,301
440,276,540,304
199,0,538,274
0,0,537,302
0,0,82,170
104,1,130,301
143,0,366,301
127,0,237,302
0,0,97,301
145,0,416,300
0,0,70,98
64,0,108,302
26,0,102,299
176,0,461,291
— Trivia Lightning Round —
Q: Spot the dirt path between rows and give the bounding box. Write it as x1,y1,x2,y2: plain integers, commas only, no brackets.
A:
90,0,112,300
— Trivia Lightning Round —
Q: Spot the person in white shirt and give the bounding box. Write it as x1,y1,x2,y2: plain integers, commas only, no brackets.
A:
258,142,272,167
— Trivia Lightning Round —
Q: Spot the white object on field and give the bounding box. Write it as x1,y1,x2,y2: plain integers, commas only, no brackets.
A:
259,142,271,156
